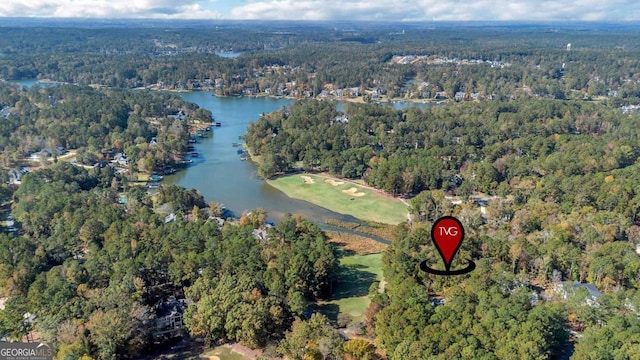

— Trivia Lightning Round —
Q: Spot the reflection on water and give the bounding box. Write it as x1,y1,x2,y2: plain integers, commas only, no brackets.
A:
164,93,368,225
162,93,408,243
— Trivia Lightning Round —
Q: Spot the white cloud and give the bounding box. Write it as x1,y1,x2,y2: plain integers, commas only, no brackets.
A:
230,0,640,22
0,0,223,19
0,0,638,21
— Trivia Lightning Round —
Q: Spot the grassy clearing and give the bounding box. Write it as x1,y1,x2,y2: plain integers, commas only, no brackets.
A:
316,253,383,323
199,346,248,360
268,174,407,225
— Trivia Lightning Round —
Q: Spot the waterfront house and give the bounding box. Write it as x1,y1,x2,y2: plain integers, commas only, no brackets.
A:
348,87,361,97
209,216,226,229
168,110,185,121
372,87,386,96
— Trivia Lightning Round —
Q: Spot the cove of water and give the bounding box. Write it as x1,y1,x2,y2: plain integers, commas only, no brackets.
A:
7,79,405,241
163,92,380,230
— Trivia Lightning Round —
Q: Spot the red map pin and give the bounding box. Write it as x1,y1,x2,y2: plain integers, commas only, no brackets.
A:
431,216,465,271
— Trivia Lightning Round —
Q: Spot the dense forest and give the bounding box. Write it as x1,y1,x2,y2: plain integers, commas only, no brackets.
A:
245,97,640,357
2,21,640,359
3,22,640,103
247,98,640,203
371,221,640,358
0,81,213,174
246,93,640,358
0,163,338,359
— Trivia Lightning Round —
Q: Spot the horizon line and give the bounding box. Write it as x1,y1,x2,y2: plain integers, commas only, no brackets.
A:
0,17,639,24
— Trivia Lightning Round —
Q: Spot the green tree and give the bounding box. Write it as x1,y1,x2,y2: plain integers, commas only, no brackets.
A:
278,313,344,360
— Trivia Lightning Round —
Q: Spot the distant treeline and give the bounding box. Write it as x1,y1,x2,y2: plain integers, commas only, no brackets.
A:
2,25,640,102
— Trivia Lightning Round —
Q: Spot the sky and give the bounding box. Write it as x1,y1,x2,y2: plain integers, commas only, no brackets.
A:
0,0,639,22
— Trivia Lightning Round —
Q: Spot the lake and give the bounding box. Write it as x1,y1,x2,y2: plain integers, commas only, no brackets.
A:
163,92,377,226
9,79,64,88
7,79,409,237
215,52,242,58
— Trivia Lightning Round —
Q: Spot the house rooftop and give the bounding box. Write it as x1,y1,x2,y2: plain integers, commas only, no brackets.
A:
559,281,602,298
577,282,602,298
156,297,186,317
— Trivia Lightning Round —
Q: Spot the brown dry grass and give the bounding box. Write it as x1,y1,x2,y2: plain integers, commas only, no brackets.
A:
326,218,361,230
327,231,388,255
359,222,397,241
325,219,397,242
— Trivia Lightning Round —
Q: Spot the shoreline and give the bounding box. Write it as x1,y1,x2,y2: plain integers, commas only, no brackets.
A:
147,86,446,105
7,78,446,106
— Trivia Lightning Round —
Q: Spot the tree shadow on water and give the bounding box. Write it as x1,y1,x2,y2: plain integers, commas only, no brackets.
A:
332,264,377,300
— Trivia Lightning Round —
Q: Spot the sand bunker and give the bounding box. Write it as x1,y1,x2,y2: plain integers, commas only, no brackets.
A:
324,179,345,186
301,175,315,184
342,187,366,197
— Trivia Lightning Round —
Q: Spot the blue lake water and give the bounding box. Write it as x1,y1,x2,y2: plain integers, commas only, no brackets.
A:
163,92,377,225
215,52,242,58
11,79,40,88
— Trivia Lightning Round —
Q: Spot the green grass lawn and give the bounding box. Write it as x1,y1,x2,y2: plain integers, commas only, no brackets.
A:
199,346,248,360
315,253,383,323
267,174,408,224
